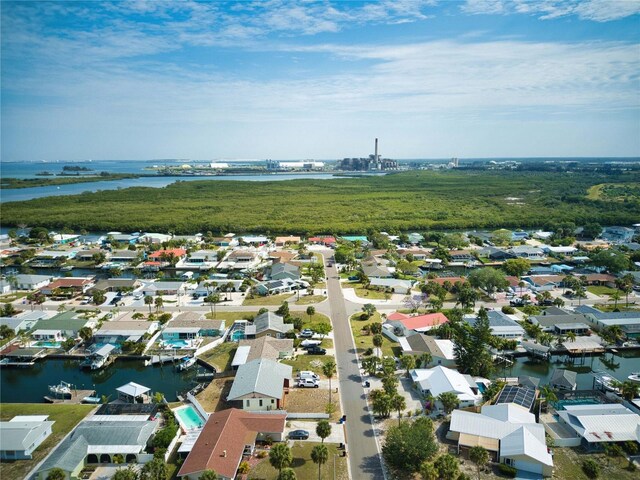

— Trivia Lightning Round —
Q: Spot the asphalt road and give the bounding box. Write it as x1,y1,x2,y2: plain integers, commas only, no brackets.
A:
322,252,386,480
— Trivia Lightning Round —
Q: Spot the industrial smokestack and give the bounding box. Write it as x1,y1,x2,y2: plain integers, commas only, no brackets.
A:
375,138,378,161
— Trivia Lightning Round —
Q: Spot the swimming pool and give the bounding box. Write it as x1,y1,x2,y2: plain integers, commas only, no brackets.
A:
231,331,245,341
174,405,205,431
554,397,603,410
34,341,61,349
163,339,191,349
476,382,486,393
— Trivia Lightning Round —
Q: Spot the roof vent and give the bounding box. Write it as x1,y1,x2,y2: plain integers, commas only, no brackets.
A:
222,450,227,457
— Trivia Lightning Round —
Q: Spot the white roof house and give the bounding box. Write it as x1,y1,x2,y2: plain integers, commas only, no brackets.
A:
410,366,482,408
449,403,553,476
557,404,640,446
0,416,55,460
369,277,414,294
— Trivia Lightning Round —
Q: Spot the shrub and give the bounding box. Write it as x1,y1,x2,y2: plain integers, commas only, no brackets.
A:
498,463,517,477
501,306,515,314
582,458,600,478
364,347,374,356
256,451,268,459
237,461,250,474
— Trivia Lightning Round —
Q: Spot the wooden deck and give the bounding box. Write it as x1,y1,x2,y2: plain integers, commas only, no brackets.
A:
44,389,97,404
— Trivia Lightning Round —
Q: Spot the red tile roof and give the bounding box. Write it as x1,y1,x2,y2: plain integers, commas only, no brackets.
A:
148,248,187,259
178,408,286,479
44,278,93,289
308,236,336,244
387,312,449,330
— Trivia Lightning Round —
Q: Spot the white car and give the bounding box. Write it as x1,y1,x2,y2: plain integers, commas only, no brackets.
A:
297,371,320,381
299,329,314,338
297,378,319,388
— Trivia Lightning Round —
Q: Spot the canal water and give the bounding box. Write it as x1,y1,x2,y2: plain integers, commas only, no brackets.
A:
496,349,640,390
0,358,200,403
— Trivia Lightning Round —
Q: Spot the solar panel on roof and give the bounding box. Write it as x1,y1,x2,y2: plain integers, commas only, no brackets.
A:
495,385,536,411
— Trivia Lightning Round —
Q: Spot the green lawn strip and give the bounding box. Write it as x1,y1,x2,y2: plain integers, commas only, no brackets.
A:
248,442,348,480
0,292,28,303
354,286,389,300
198,341,238,371
586,286,621,296
242,293,295,306
282,350,335,376
294,295,327,305
349,312,400,357
0,403,95,480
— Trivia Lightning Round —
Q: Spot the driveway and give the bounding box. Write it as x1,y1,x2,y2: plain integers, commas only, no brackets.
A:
285,420,346,444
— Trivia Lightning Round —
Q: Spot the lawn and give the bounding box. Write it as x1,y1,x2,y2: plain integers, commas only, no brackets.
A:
248,442,348,480
285,388,341,421
350,312,400,358
194,378,234,413
294,295,327,305
0,403,95,480
243,293,295,306
0,292,28,303
198,341,237,372
342,282,389,300
587,286,621,297
552,447,638,480
282,342,334,375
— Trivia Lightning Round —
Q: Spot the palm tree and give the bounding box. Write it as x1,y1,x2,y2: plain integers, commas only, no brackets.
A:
269,443,292,477
418,352,432,368
566,331,576,343
391,394,407,425
609,291,622,309
144,295,153,313
469,446,489,480
311,444,329,480
372,334,384,356
154,296,163,312
620,381,640,401
205,293,221,318
538,385,558,413
277,468,297,480
306,306,316,322
322,359,336,405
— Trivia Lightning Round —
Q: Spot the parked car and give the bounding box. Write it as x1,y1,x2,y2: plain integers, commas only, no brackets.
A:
299,329,314,338
300,339,322,349
297,378,319,388
510,298,530,307
296,371,320,381
289,429,310,439
307,346,327,355
538,299,554,306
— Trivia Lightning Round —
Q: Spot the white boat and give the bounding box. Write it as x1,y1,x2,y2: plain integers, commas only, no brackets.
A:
82,396,102,404
49,381,72,396
177,356,196,371
60,266,73,272
595,374,619,392
628,372,640,384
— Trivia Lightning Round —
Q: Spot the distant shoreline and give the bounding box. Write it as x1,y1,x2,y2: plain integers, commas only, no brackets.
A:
0,173,146,189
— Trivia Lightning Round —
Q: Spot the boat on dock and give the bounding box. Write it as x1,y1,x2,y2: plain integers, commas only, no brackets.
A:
592,371,620,393
82,395,102,404
80,344,116,370
176,356,196,371
628,372,640,384
49,381,72,396
145,354,181,367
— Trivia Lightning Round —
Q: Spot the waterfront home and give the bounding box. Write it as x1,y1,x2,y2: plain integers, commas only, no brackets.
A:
182,249,219,267
31,329,64,342
12,274,51,290
543,245,578,255
139,232,173,244
178,408,286,480
231,337,294,369
308,236,336,247
245,311,294,339
140,280,187,296
35,416,159,479
274,236,301,247
479,247,517,261
162,313,225,345
575,305,640,338
549,369,577,391
556,404,640,449
94,320,159,345
91,278,141,293
529,311,593,334
369,277,414,293
409,366,483,409
265,262,301,281
147,248,187,265
104,231,140,244
341,235,369,245
227,358,292,411
449,250,476,263
33,311,97,338
0,415,55,460
51,233,81,245
0,310,48,333
399,336,456,368
117,382,152,403
385,312,449,336
509,246,546,261
40,277,95,297
448,403,553,477
209,236,238,247
110,250,139,263
511,231,529,241
33,249,78,266
74,249,103,262
397,248,431,261
464,310,524,340
240,235,269,245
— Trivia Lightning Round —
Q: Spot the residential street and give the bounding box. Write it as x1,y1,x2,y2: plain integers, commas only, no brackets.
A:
322,251,386,480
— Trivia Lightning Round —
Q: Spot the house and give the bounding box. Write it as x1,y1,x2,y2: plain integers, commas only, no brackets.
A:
139,232,173,244
223,250,261,270
601,226,635,244
35,417,159,479
231,337,294,368
140,281,186,296
178,408,286,480
40,277,95,297
163,312,226,341
449,250,476,263
509,246,546,260
12,274,51,290
240,236,269,245
104,232,140,244
397,248,431,261
110,250,139,263
464,310,524,339
94,321,159,344
268,251,297,264
75,249,103,262
0,280,12,294
33,311,97,338
481,247,517,261
521,275,564,292
147,248,187,264
407,232,425,244
52,233,81,245
369,277,414,294
362,262,393,278
409,366,483,409
245,311,294,339
0,415,55,460
308,236,336,247
274,236,301,247
399,335,456,368
556,404,640,449
549,369,577,391
265,262,301,281
227,359,292,411
31,329,64,342
576,305,640,339
33,250,78,266
511,231,529,241
193,278,244,297
543,246,578,255
91,278,141,293
529,311,593,332
254,278,301,296
0,311,48,333
183,250,220,267
448,403,553,477
386,312,449,336
341,236,369,245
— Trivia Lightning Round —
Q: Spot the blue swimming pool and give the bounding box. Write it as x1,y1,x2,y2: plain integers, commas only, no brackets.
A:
231,331,245,341
163,339,190,349
34,341,61,349
555,397,603,410
476,382,486,393
174,405,205,430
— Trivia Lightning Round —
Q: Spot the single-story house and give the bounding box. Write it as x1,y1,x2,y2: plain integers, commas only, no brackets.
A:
245,311,294,339
543,246,578,255
31,329,64,342
274,236,301,247
40,277,95,297
232,337,294,368
35,417,159,479
147,248,187,263
265,262,301,281
386,312,449,336
240,236,269,245
91,279,141,293
464,310,524,339
94,321,159,344
509,246,546,260
549,369,577,391
33,311,97,338
529,311,593,332
12,274,51,291
0,280,12,294
369,277,414,294
183,250,219,266
222,250,261,270
409,366,483,409
397,248,431,261
577,307,640,339
481,247,517,261
511,231,529,241
75,249,103,262
341,236,369,245
139,232,173,244
227,358,292,411
254,278,302,296
601,226,635,244
448,403,553,477
110,250,139,263
449,250,476,263
163,312,225,340
0,415,55,460
104,232,140,244
361,261,393,278
0,311,48,333
33,250,78,265
140,281,186,296
308,236,336,247
399,335,456,368
193,279,244,297
178,408,286,480
521,275,564,292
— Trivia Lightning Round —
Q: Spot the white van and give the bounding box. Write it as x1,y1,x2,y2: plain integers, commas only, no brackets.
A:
297,378,319,388
297,371,320,381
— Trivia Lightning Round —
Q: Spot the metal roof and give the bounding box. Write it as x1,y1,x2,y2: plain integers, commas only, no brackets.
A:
0,419,54,451
117,382,150,397
227,358,292,401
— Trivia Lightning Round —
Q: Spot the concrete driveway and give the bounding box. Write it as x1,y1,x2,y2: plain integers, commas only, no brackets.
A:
286,420,346,444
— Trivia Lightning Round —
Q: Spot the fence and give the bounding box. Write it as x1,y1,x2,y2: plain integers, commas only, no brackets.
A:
187,392,211,421
286,412,330,419
194,328,230,357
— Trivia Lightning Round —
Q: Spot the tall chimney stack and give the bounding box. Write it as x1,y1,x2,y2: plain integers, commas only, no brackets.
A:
375,138,379,161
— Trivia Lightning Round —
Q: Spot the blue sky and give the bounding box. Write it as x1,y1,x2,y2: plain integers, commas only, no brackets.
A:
1,0,639,161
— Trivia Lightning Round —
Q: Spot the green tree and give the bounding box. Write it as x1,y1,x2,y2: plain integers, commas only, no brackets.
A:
362,303,376,319
311,443,329,480
434,453,460,480
469,446,489,480
382,416,438,471
420,461,439,480
269,443,293,477
620,380,640,401
418,352,432,368
205,293,221,318
391,393,407,425
322,359,336,405
139,457,168,480
46,468,67,480
311,322,332,338
200,470,219,480
78,326,93,343
306,305,315,321
371,389,393,418
372,333,384,354
539,385,558,405
582,458,600,478
609,290,622,308
592,250,630,274
468,267,509,294
92,289,106,305
502,258,531,278
438,392,460,415
316,419,332,443
582,223,602,240
154,296,164,312
113,465,138,480
277,468,297,480
362,356,380,376
276,301,290,317
400,354,416,376
382,374,399,395
144,295,153,313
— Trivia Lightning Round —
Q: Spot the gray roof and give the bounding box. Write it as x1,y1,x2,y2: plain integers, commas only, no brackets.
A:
550,369,577,389
518,376,541,389
0,419,54,451
269,263,300,276
227,358,292,401
530,313,591,328
253,311,293,335
38,420,157,473
14,274,52,284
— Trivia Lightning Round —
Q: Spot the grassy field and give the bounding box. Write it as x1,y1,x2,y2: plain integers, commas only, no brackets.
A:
194,378,234,412
586,286,621,296
282,341,334,375
286,389,341,421
0,403,95,480
4,170,639,233
350,312,400,357
243,293,295,306
552,447,638,480
341,281,390,300
248,442,348,480
198,341,237,371
0,292,28,303
1,173,143,189
294,295,327,305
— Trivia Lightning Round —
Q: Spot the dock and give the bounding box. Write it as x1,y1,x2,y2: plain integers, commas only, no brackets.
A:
145,354,181,366
44,389,97,404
